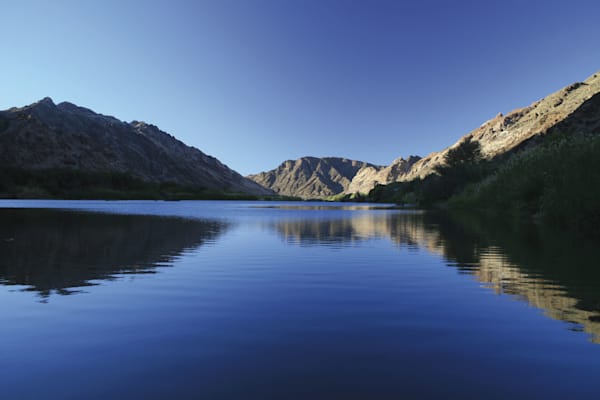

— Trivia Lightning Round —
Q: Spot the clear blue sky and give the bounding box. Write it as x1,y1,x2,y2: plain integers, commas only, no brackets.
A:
2,0,600,175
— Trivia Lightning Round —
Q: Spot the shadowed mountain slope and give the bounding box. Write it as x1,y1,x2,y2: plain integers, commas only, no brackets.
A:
0,98,272,195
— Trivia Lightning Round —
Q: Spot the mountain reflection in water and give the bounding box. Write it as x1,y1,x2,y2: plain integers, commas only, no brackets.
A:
0,209,226,298
1,204,599,344
2,202,599,399
273,211,600,343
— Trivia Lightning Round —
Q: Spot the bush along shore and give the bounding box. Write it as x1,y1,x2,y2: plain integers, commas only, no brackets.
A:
363,133,600,235
0,168,300,201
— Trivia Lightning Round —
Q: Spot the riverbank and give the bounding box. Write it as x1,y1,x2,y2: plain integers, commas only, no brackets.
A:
0,168,300,201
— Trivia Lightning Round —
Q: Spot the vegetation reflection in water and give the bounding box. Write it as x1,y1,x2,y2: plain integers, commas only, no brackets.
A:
1,205,599,344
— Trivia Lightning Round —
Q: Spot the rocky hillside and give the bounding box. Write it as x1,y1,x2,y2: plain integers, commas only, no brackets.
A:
251,71,600,198
344,155,421,194
398,70,600,182
248,157,382,198
0,98,271,195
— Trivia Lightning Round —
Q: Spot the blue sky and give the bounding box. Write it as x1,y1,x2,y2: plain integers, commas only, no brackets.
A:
2,0,600,175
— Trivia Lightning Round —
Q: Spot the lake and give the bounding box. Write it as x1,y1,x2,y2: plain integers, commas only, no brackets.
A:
0,200,599,399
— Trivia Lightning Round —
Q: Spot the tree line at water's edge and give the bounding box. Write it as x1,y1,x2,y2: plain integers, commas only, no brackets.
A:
0,168,300,201
356,132,600,235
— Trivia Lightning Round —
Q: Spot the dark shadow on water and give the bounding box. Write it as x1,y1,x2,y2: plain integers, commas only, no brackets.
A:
0,209,227,299
272,211,600,342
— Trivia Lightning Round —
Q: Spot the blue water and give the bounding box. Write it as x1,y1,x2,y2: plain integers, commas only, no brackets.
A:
0,200,599,399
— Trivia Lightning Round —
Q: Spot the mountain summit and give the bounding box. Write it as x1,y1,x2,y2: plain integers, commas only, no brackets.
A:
0,99,272,195
248,157,383,198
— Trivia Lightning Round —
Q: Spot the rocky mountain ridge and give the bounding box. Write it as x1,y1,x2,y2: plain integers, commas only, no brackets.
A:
250,69,600,198
344,155,421,194
247,157,383,198
399,70,600,182
0,98,271,195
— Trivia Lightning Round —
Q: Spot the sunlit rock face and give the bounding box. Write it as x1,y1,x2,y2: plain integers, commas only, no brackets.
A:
398,71,600,182
248,157,383,198
344,155,421,195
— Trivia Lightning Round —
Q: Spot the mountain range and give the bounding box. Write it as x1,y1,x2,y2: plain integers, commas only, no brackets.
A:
247,157,385,198
248,156,422,198
0,98,271,196
249,70,600,198
2,69,599,200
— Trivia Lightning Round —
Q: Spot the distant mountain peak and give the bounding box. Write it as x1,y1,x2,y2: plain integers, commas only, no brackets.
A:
391,155,421,165
15,97,57,111
344,155,421,195
56,101,113,119
130,120,152,128
248,157,384,199
36,97,55,106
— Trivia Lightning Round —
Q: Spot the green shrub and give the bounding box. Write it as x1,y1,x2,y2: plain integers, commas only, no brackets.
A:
449,135,600,233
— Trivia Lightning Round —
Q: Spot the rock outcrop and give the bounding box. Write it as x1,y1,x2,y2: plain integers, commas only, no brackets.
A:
248,157,383,198
344,155,421,194
399,70,600,182
0,98,272,195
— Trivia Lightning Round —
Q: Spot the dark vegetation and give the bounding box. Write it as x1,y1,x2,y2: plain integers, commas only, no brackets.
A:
450,135,600,232
365,133,600,235
0,168,298,201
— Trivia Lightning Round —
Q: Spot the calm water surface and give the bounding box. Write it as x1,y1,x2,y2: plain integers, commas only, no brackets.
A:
0,200,599,399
